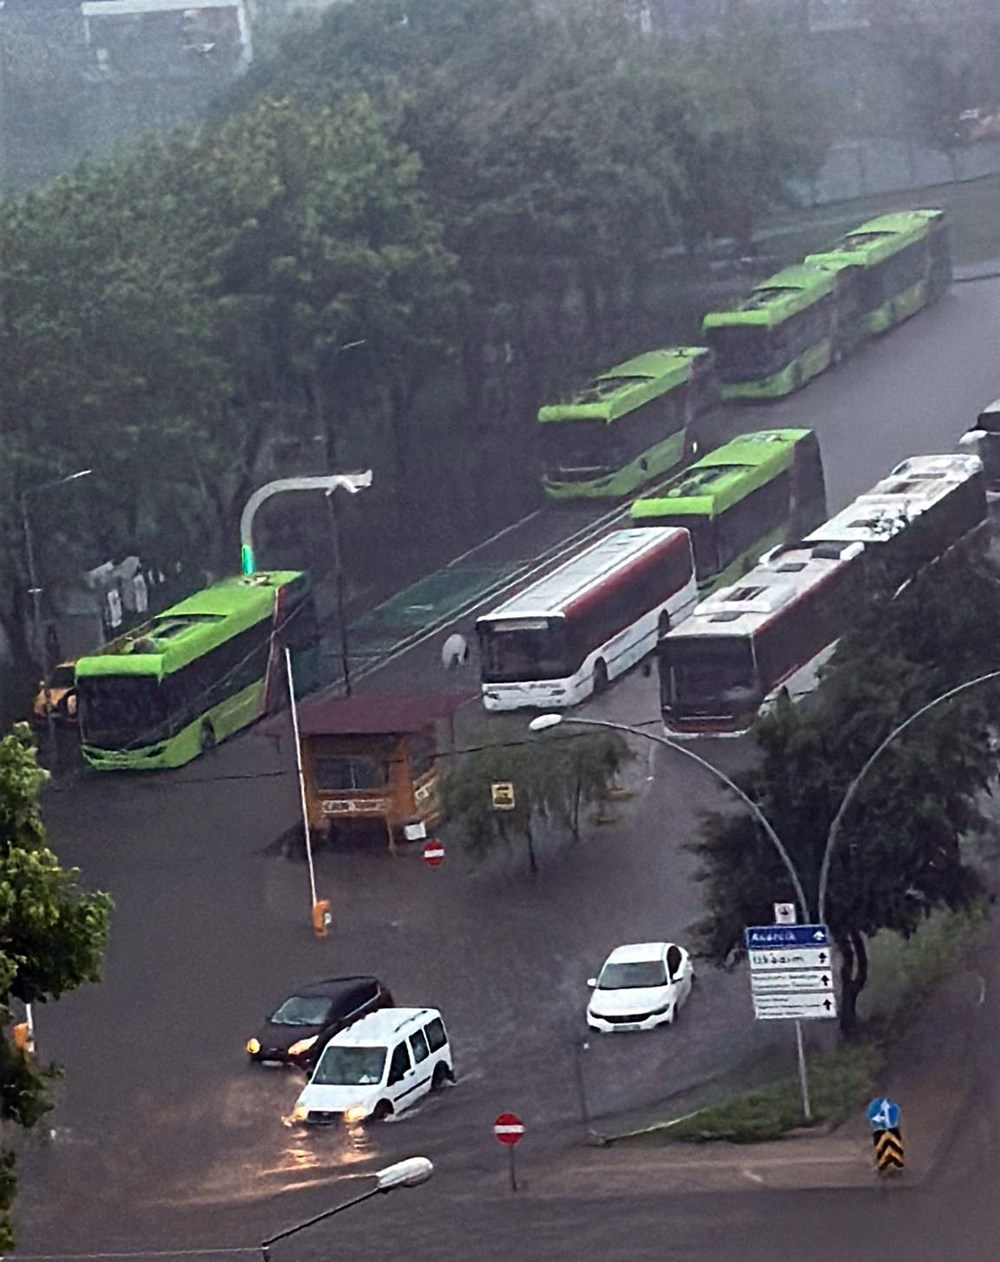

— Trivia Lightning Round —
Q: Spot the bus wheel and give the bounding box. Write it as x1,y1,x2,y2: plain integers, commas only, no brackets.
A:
199,723,216,753
658,612,671,639
593,660,609,695
790,363,804,392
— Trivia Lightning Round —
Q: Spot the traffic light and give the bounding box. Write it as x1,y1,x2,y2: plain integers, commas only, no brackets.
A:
12,1022,33,1054
311,899,332,939
241,544,256,576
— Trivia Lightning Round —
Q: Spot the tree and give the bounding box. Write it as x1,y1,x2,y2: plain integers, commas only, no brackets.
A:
439,728,630,873
0,726,112,1247
687,545,1000,1032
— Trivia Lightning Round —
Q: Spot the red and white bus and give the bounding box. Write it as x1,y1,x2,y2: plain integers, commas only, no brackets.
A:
477,527,697,711
658,452,988,736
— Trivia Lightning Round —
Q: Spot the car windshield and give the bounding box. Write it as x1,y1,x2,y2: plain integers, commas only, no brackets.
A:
598,960,667,990
311,1045,386,1087
269,996,333,1027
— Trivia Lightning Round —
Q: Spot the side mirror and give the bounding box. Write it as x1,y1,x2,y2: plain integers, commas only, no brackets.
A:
586,977,597,989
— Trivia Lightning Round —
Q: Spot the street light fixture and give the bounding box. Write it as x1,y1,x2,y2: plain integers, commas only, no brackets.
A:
528,712,809,916
21,468,93,764
260,1157,433,1261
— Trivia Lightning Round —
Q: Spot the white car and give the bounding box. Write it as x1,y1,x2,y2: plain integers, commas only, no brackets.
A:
586,942,694,1032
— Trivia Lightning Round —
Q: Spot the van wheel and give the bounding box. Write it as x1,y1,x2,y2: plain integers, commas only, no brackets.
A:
199,723,216,753
372,1099,393,1121
432,1063,451,1091
593,660,609,695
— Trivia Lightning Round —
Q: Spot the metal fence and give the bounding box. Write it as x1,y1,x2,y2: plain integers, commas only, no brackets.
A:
796,138,1000,206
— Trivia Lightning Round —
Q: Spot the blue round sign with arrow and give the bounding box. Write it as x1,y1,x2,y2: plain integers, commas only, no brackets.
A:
867,1097,901,1131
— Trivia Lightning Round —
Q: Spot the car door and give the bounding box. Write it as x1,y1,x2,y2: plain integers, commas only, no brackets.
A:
665,944,690,1003
407,1027,434,1100
385,1040,413,1112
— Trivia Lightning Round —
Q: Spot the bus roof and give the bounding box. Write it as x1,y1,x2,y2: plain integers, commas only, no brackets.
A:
477,528,689,622
75,571,302,678
805,453,983,546
630,429,813,521
538,346,710,425
702,265,833,331
662,540,864,642
804,209,942,273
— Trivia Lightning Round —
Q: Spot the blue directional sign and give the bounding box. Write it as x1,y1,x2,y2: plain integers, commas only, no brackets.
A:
867,1097,901,1131
744,924,830,949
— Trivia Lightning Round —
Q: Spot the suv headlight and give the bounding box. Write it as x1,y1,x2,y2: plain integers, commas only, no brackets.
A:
288,1035,319,1056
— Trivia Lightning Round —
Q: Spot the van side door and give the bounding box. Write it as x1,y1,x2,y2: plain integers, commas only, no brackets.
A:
408,1026,433,1097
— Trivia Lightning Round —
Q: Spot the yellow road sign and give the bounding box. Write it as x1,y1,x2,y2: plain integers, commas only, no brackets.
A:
873,1127,905,1173
491,781,516,811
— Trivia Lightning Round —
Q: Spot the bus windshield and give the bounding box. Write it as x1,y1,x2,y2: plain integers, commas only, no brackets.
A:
78,675,167,750
479,619,570,682
540,421,617,482
661,636,757,706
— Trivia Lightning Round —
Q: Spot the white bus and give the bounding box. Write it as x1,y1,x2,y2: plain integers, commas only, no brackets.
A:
658,452,988,736
477,527,697,712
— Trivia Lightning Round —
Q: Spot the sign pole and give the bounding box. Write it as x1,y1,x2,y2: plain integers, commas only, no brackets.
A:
794,1019,812,1122
509,1143,517,1193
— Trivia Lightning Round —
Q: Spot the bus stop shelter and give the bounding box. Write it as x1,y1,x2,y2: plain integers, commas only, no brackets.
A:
290,692,471,850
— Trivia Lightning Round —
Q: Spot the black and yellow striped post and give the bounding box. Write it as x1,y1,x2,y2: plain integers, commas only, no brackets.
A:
873,1127,905,1174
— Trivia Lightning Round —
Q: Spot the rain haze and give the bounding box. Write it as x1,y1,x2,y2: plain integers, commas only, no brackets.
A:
3,1,1000,1260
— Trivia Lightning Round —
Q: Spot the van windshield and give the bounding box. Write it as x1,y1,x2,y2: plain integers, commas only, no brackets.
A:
311,1045,386,1086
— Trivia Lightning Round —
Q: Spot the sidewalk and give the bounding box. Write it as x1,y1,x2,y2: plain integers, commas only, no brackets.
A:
527,958,986,1196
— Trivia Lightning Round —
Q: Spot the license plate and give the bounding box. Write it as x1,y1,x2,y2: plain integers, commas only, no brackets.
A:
259,1059,284,1067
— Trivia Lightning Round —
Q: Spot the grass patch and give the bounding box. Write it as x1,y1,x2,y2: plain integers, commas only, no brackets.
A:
633,1042,881,1145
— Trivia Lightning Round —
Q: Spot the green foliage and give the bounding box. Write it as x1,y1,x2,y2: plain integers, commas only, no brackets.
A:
628,1042,881,1144
439,727,630,872
0,726,112,1247
688,547,1000,1030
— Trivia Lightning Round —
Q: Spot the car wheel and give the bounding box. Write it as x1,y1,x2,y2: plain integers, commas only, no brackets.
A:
432,1063,450,1091
372,1099,393,1122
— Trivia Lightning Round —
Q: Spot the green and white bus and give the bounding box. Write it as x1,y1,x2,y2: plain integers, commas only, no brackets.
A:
538,346,718,499
629,429,827,592
76,571,318,771
804,208,951,340
701,265,839,401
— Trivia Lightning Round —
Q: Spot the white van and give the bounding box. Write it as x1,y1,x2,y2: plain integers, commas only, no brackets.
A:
292,1007,453,1125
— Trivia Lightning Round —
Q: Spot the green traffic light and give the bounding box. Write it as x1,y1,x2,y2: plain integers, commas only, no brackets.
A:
241,544,256,576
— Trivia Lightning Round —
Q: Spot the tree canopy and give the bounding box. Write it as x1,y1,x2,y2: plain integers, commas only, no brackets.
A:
0,727,112,1247
688,545,1000,1030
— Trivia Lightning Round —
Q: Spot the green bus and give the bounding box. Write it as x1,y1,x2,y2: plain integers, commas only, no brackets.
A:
629,428,827,592
701,265,838,401
803,208,951,339
76,571,318,771
538,346,719,499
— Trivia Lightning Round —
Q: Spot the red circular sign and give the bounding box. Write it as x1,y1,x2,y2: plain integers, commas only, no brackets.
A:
423,840,445,867
493,1112,525,1145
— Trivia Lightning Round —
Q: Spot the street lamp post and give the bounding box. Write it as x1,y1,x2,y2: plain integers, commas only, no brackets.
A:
529,711,815,1122
260,1157,433,1261
21,468,92,764
528,713,809,917
818,667,1000,923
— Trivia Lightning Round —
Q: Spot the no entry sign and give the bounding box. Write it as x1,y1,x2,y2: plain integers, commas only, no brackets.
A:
493,1113,525,1146
423,840,445,867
